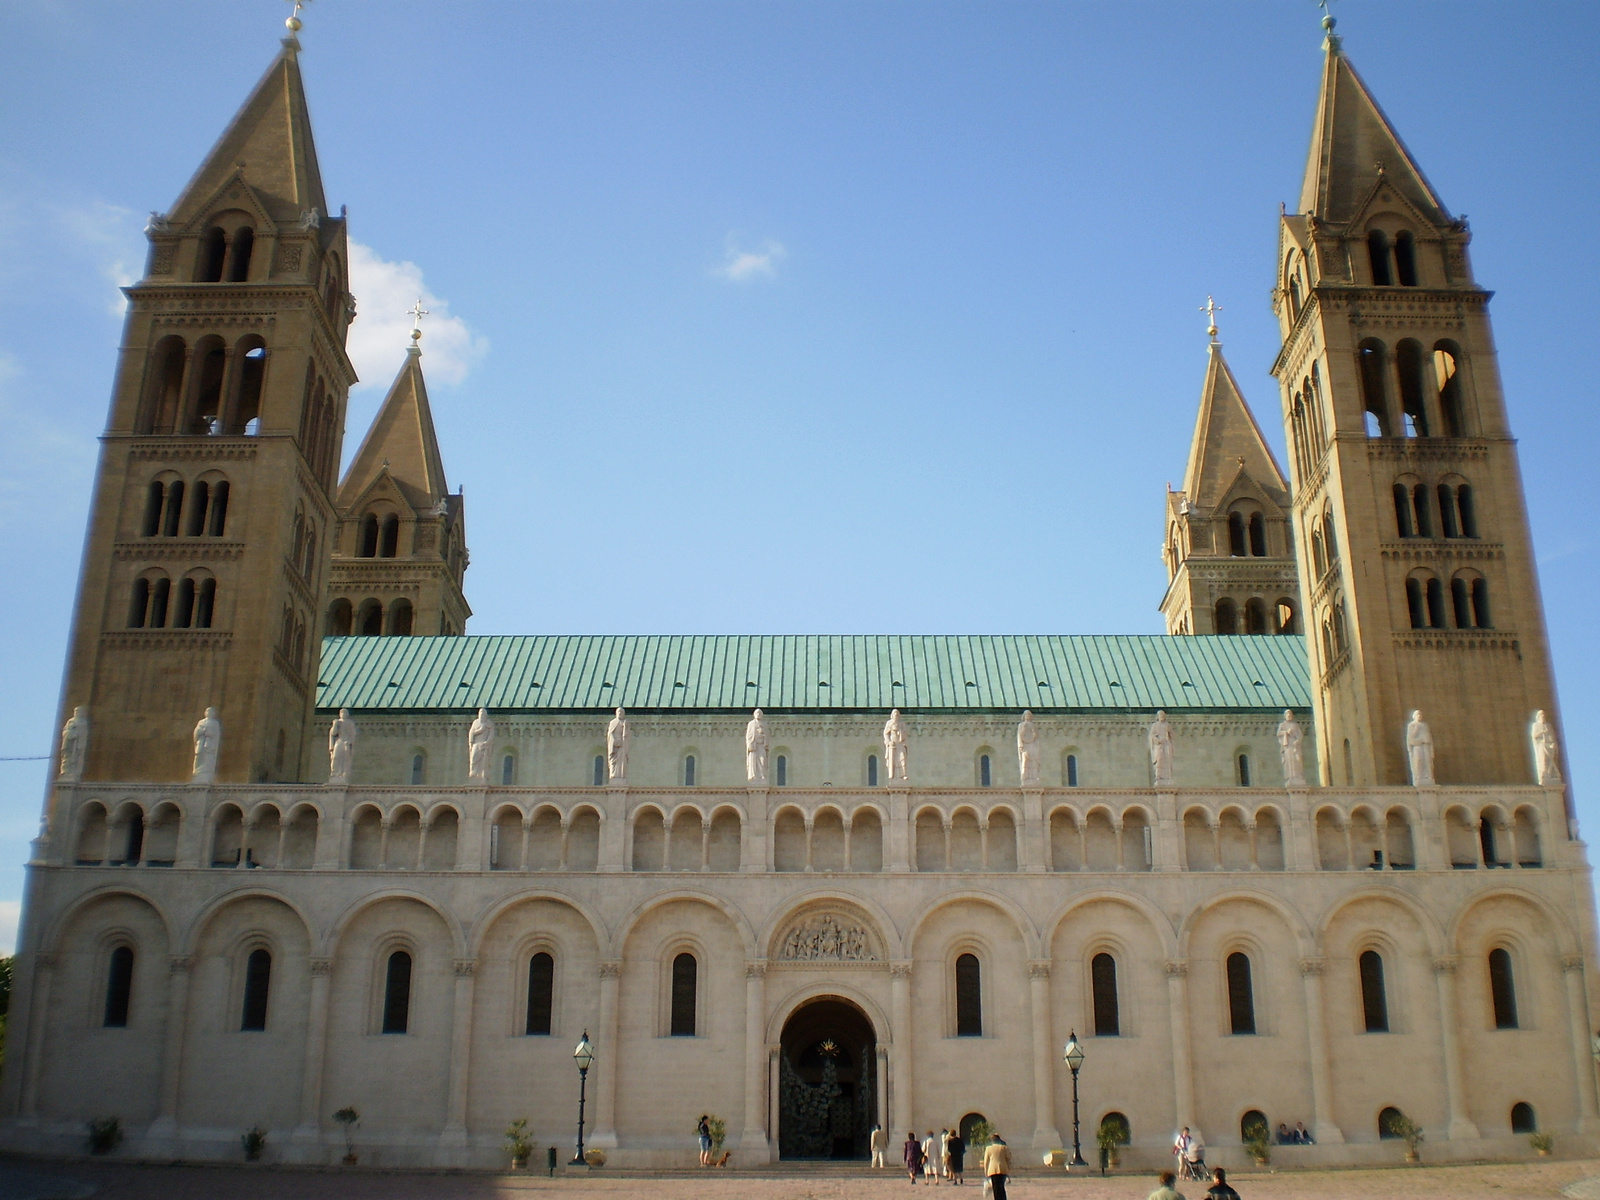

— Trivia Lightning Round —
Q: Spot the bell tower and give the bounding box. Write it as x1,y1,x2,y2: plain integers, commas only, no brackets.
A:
1270,24,1567,789
53,33,356,784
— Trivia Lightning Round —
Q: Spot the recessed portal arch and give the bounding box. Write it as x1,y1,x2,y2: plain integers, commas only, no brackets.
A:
778,995,879,1160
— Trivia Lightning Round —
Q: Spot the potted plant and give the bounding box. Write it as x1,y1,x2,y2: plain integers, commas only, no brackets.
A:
333,1106,360,1165
707,1115,727,1161
1242,1118,1271,1167
242,1126,268,1162
1382,1110,1424,1163
1530,1131,1554,1157
967,1119,996,1150
505,1119,533,1169
87,1117,122,1155
1095,1118,1126,1171
584,1147,606,1167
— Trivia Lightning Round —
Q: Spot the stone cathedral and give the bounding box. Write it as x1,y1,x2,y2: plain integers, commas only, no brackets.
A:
3,18,1594,1172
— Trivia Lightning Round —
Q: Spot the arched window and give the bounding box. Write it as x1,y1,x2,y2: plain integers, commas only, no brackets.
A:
1241,1110,1269,1143
1311,521,1327,576
1458,485,1478,537
955,953,983,1036
1214,598,1238,635
149,577,171,628
1244,598,1267,635
501,754,516,786
1435,343,1465,436
173,577,196,628
1437,485,1460,538
1426,577,1447,629
195,578,216,628
142,481,166,537
1488,948,1518,1029
183,480,210,537
104,945,135,1027
670,952,697,1036
198,226,227,282
1227,511,1247,557
410,753,425,786
128,577,151,628
387,599,413,636
1411,484,1433,537
358,515,379,558
1367,229,1392,285
1275,598,1298,634
1471,578,1491,628
683,755,696,786
592,755,605,787
1510,1102,1537,1134
190,342,226,434
1359,340,1391,436
526,952,554,1035
207,481,229,536
1066,754,1079,787
1247,512,1267,556
1091,952,1119,1036
867,754,879,787
379,516,400,558
382,950,412,1033
1324,509,1339,562
161,479,185,536
1099,1112,1131,1149
1237,754,1252,787
1451,577,1472,629
241,948,272,1031
227,226,254,282
327,598,353,636
1393,484,1415,538
141,337,187,433
1394,230,1418,286
358,599,383,637
1378,1106,1405,1139
979,754,992,787
1406,578,1426,629
775,755,787,786
1359,950,1389,1032
1226,952,1256,1034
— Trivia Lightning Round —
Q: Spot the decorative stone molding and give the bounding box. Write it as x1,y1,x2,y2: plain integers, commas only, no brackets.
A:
889,962,913,980
1027,961,1051,981
1164,960,1189,979
598,961,622,980
745,962,767,980
1432,957,1458,976
453,959,477,978
1562,954,1585,975
777,913,876,962
309,957,333,977
168,955,195,975
1299,958,1325,977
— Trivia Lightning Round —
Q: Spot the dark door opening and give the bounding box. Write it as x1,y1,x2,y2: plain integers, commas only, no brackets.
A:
778,997,877,1160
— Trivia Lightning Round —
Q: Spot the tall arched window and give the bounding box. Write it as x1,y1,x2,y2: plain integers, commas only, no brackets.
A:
526,952,554,1035
867,755,879,787
358,600,383,637
198,226,227,282
161,479,185,536
382,950,412,1033
1237,754,1252,787
1214,598,1238,635
1091,952,1119,1036
1226,952,1256,1034
357,514,379,558
501,753,516,786
1228,511,1247,557
1244,598,1267,635
379,516,400,558
775,755,787,786
1488,948,1518,1029
327,599,353,636
1451,577,1472,629
1406,578,1426,629
241,948,272,1031
1457,485,1477,537
173,578,196,628
227,226,254,282
1367,230,1393,285
1437,485,1460,538
1394,230,1418,286
1359,950,1389,1032
1065,754,1079,787
670,952,697,1036
104,945,135,1027
1411,484,1433,537
149,577,171,628
184,481,211,537
1472,578,1492,628
1247,512,1266,557
1359,340,1391,436
592,755,605,786
1393,484,1415,538
208,481,230,536
128,578,151,628
1435,343,1464,436
410,753,425,786
1426,577,1448,628
195,578,216,628
955,953,983,1036
1397,340,1429,437
979,755,992,787
684,755,696,786
387,599,414,636
142,481,166,537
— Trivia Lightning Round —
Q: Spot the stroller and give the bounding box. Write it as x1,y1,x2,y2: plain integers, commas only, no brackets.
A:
1178,1143,1208,1182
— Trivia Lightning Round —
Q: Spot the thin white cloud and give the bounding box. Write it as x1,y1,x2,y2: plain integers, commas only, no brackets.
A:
0,899,20,956
346,241,487,389
51,200,141,315
714,235,787,282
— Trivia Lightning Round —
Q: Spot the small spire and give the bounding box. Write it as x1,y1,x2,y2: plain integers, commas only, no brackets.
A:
407,297,430,355
1200,295,1223,347
1317,0,1342,53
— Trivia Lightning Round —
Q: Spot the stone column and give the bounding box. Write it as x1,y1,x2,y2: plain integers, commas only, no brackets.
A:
1020,788,1045,873
290,957,334,1156
1431,957,1480,1139
877,1047,891,1133
891,962,914,1132
887,788,911,873
700,818,713,871
1562,955,1600,1126
314,791,344,869
146,955,195,1144
1165,960,1196,1133
1154,792,1181,871
598,796,626,872
1298,958,1345,1143
741,963,769,1156
590,961,623,1147
1027,961,1062,1153
980,820,990,871
942,819,953,872
439,959,477,1155
17,953,56,1119
742,787,768,873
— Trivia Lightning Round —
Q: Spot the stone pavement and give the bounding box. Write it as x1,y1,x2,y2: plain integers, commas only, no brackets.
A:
0,1158,1595,1200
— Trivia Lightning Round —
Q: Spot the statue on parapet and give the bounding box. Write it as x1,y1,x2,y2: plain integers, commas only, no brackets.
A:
1277,710,1306,787
1017,710,1040,785
191,706,222,784
467,708,496,782
883,709,910,782
1406,710,1435,787
1148,710,1175,787
1531,710,1561,785
745,708,770,784
607,707,630,782
58,706,89,781
328,708,358,784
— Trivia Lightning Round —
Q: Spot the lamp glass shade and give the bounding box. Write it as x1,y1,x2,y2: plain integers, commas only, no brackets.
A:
1063,1033,1085,1071
573,1031,594,1069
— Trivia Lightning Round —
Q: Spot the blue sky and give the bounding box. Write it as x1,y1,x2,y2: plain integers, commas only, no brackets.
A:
1,2,1596,950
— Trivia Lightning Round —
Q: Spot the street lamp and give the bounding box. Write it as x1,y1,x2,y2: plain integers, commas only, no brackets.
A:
570,1030,594,1166
1063,1030,1088,1169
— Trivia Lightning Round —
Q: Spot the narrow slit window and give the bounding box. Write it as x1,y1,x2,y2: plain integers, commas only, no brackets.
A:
195,579,216,628
1394,231,1418,286
593,755,605,786
670,952,697,1036
1091,952,1120,1036
1472,578,1491,628
1066,754,1079,787
867,754,879,787
955,953,983,1036
1237,754,1251,787
207,481,229,536
1367,230,1392,285
1488,948,1518,1029
104,945,134,1027
501,754,515,786
1393,484,1414,537
382,950,412,1034
775,755,787,787
1406,578,1426,629
410,754,425,786
240,948,272,1031
684,755,696,787
1426,577,1448,629
525,952,554,1035
1226,951,1256,1034
1359,950,1389,1032
979,754,992,787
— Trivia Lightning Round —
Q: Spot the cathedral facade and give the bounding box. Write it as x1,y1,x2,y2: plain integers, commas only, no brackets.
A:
2,21,1594,1172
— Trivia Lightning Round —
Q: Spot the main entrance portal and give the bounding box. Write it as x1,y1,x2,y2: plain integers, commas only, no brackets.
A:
778,997,878,1160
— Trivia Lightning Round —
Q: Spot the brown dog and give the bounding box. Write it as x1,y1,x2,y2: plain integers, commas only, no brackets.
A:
712,1151,733,1167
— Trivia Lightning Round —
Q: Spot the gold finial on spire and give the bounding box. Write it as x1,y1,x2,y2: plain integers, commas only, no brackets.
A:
1200,295,1223,346
1317,0,1342,52
285,0,310,35
408,297,430,351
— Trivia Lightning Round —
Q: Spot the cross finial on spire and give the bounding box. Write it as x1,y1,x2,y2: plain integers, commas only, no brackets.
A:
1200,295,1223,345
285,0,311,35
1317,0,1342,51
408,298,430,352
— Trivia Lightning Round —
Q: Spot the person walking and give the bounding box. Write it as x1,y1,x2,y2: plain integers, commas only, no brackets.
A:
923,1131,940,1185
981,1133,1011,1200
905,1131,926,1184
1205,1167,1240,1199
697,1115,712,1166
871,1124,888,1169
1148,1169,1187,1200
946,1128,966,1185
939,1128,952,1181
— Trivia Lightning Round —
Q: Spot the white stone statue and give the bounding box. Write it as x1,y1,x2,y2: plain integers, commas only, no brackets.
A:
191,706,222,784
467,708,496,782
745,708,770,784
58,706,89,781
1276,709,1306,787
328,708,357,784
1016,710,1040,785
883,709,909,781
1531,709,1562,785
1148,710,1175,786
1406,710,1435,787
606,707,630,782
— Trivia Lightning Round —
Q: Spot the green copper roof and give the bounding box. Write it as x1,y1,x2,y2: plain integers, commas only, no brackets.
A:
316,635,1310,714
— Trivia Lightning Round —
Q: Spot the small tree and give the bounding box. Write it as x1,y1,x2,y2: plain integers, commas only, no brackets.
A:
333,1106,360,1163
1529,1131,1554,1155
505,1118,533,1166
707,1115,727,1154
242,1126,267,1161
1242,1118,1271,1165
1096,1115,1129,1169
1382,1109,1424,1159
87,1116,122,1155
967,1119,996,1148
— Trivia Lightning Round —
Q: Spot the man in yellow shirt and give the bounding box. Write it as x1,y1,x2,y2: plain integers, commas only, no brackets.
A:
981,1135,1011,1200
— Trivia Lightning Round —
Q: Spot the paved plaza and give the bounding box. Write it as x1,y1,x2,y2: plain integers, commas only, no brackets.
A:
0,1159,1597,1200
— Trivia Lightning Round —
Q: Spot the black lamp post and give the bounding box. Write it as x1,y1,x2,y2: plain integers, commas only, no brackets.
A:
1063,1030,1088,1168
570,1030,594,1166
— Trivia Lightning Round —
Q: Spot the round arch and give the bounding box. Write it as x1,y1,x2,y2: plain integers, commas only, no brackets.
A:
1177,888,1315,959
321,887,466,958
468,888,609,959
609,888,758,959
1447,886,1580,959
1042,887,1178,959
180,885,317,956
903,888,1040,960
40,884,176,956
1315,885,1447,959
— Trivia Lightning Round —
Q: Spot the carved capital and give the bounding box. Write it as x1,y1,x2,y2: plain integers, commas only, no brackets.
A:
1432,956,1458,976
1563,954,1585,975
745,962,767,980
168,955,195,975
890,962,913,980
1027,960,1051,981
309,957,334,977
598,960,623,980
453,958,477,978
1164,959,1189,979
1299,957,1325,978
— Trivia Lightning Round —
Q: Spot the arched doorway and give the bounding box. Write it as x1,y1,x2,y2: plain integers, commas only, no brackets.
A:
778,996,878,1160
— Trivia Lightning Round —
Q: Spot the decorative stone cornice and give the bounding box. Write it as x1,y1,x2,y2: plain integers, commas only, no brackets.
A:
168,955,195,975
114,541,245,562
1562,955,1585,975
100,631,232,653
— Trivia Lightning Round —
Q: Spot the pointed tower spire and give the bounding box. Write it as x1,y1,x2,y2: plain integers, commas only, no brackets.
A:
338,336,450,512
167,32,327,225
1181,344,1288,510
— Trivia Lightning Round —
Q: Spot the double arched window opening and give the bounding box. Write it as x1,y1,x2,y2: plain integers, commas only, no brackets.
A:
357,513,402,559
1406,571,1491,631
135,334,266,436
1359,338,1469,440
